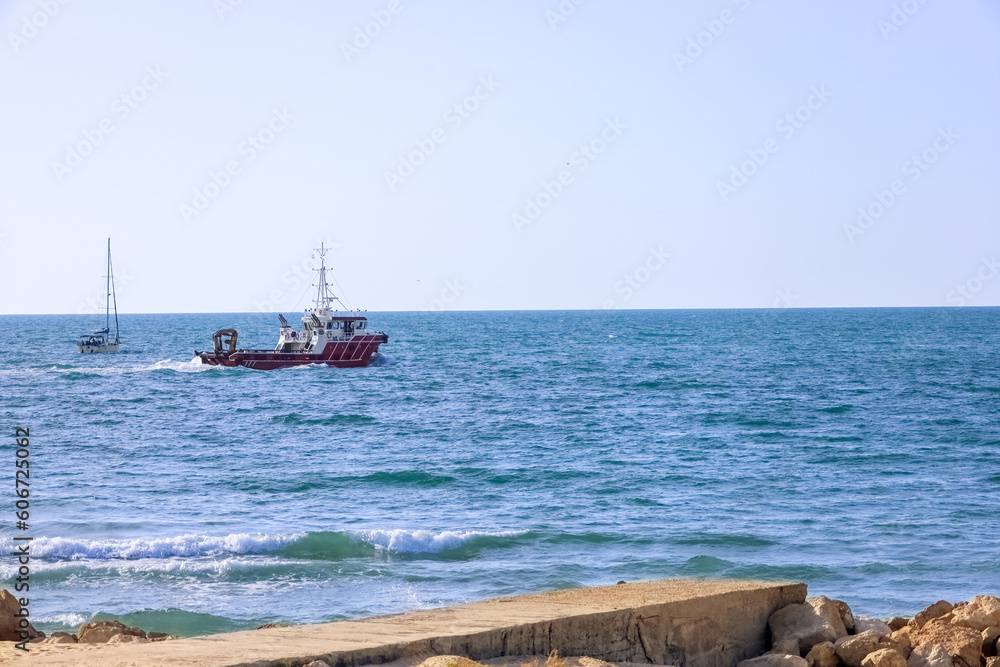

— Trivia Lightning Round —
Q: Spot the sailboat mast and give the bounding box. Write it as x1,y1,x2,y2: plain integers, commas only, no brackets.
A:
105,238,111,332
109,239,119,343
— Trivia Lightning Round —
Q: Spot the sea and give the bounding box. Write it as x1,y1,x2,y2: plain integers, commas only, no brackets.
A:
1,308,998,637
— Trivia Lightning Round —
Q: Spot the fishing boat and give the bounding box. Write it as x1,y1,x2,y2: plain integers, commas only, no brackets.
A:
196,243,388,370
77,238,120,354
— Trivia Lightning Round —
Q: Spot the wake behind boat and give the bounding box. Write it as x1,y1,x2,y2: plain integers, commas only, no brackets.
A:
196,244,388,370
78,238,120,354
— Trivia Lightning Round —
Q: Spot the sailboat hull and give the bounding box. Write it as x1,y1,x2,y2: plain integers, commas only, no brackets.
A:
77,341,119,354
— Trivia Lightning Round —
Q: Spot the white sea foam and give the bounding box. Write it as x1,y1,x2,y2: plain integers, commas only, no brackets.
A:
26,528,522,566
354,529,523,553
0,555,310,579
30,357,218,377
34,612,92,627
141,357,218,373
33,532,303,560
370,352,397,366
277,362,327,372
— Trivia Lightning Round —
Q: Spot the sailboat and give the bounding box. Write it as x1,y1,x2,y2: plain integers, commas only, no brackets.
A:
77,238,120,354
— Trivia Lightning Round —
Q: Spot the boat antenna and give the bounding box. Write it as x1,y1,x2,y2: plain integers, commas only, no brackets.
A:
108,238,119,344
312,243,349,310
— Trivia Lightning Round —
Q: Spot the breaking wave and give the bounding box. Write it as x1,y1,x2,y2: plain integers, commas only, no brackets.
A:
30,529,527,562
33,533,302,560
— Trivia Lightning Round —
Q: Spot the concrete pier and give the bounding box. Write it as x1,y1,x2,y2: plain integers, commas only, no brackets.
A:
2,579,806,667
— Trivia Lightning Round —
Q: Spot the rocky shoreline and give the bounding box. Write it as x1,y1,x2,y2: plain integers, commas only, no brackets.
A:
742,594,999,667
0,590,170,646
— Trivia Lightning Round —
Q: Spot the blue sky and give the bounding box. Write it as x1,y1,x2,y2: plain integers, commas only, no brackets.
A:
1,0,998,313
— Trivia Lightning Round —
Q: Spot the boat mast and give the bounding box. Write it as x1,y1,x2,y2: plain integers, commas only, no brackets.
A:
104,238,111,334
312,243,344,310
108,238,119,343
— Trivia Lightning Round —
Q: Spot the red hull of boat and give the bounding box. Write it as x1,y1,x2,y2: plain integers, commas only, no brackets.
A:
199,334,388,370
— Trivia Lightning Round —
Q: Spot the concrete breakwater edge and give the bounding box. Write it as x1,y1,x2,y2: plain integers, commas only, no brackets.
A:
0,579,996,667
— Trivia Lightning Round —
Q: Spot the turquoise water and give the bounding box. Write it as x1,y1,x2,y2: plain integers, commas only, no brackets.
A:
1,308,998,636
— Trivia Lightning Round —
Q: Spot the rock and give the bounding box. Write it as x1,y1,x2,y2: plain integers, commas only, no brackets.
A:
951,596,1000,632
147,631,170,641
911,602,954,630
889,618,910,632
106,634,148,644
39,633,78,644
862,649,907,667
0,589,43,642
835,601,856,634
893,627,915,646
255,622,288,630
907,644,955,667
835,630,883,667
737,654,810,667
912,618,982,667
771,597,850,655
77,620,146,644
881,634,912,659
771,639,802,656
983,626,1000,657
806,641,841,667
304,662,332,667
856,618,893,639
